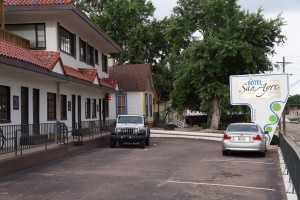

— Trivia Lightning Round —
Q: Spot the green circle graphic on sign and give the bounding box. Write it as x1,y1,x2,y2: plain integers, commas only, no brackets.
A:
269,115,277,122
266,126,272,133
272,103,281,111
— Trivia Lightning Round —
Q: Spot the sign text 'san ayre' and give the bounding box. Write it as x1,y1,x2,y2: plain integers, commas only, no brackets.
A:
238,79,281,99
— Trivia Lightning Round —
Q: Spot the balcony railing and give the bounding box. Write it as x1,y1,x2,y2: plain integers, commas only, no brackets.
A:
0,29,30,49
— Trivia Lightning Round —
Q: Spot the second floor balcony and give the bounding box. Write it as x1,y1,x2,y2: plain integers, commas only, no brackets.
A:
0,29,30,49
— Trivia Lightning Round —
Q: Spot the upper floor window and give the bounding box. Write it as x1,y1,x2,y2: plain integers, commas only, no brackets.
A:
6,23,46,50
47,92,56,121
102,54,108,73
79,39,87,63
80,39,95,66
95,49,99,65
0,85,10,123
59,25,76,57
87,44,94,66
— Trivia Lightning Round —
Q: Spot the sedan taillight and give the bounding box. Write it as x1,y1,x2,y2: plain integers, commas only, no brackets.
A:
223,134,231,140
253,135,262,140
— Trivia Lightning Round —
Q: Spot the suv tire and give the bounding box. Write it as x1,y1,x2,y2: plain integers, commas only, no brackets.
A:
110,140,117,148
145,137,150,146
139,139,145,148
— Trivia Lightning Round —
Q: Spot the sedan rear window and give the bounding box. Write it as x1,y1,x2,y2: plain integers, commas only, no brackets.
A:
227,124,258,132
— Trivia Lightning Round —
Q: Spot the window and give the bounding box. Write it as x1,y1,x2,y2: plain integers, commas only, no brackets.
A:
0,86,10,123
6,24,46,49
85,98,91,119
80,39,95,66
47,93,56,121
102,54,108,73
149,94,153,117
95,49,99,65
60,95,67,120
145,93,149,117
59,26,76,57
117,95,127,116
79,39,87,63
87,44,94,66
92,99,97,118
105,100,109,118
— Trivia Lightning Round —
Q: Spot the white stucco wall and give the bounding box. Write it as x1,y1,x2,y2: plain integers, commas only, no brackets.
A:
127,92,143,115
0,66,106,128
108,91,154,123
5,14,109,78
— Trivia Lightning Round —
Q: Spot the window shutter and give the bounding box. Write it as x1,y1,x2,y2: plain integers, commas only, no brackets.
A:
57,22,61,51
92,46,95,67
73,33,76,59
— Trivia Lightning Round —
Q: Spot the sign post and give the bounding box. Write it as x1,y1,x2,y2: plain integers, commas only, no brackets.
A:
230,74,289,144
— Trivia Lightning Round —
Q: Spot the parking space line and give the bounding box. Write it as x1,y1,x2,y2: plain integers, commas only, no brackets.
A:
201,159,275,165
167,180,276,192
288,134,296,141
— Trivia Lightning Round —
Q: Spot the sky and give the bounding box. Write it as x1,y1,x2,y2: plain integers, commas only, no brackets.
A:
151,0,300,95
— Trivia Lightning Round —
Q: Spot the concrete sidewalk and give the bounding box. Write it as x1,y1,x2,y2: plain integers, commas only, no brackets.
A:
151,129,223,141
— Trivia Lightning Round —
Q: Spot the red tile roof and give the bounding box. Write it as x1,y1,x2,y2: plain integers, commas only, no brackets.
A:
31,50,60,70
4,0,72,6
1,38,117,90
103,78,118,89
78,68,97,82
0,38,44,67
63,65,90,82
109,64,152,92
99,78,115,89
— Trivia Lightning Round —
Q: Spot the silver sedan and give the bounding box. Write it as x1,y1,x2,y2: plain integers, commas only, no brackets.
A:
221,123,268,157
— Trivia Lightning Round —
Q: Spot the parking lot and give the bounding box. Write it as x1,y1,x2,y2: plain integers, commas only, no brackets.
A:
0,138,286,200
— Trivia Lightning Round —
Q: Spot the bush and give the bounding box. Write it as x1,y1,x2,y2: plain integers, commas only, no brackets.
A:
166,124,178,130
270,134,279,145
201,123,208,129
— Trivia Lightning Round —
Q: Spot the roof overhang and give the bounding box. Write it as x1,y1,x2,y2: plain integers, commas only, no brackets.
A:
0,55,118,93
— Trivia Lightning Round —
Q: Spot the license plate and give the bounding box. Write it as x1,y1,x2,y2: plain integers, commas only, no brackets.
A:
238,137,249,141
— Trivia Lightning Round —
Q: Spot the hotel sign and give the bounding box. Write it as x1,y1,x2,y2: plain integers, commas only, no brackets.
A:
230,74,289,144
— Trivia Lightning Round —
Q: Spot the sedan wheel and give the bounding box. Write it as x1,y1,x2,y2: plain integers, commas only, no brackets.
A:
222,150,228,156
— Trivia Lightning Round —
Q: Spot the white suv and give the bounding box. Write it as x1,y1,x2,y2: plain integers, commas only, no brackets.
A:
110,115,150,148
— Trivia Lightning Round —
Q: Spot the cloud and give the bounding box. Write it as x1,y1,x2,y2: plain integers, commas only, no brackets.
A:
238,0,300,15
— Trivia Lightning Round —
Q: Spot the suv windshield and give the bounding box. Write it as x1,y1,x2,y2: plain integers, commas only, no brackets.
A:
118,116,143,124
227,124,258,132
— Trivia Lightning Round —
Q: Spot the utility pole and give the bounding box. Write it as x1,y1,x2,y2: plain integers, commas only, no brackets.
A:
276,56,292,136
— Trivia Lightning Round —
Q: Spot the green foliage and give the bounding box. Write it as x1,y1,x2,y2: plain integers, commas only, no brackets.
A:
286,94,300,109
170,0,286,129
89,0,169,66
166,124,178,130
270,134,279,145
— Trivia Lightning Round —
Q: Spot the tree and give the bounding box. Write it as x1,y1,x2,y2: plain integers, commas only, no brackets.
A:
286,94,300,109
89,0,170,66
170,0,285,129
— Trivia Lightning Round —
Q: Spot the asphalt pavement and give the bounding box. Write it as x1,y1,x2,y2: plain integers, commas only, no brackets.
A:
0,137,286,200
286,123,300,145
